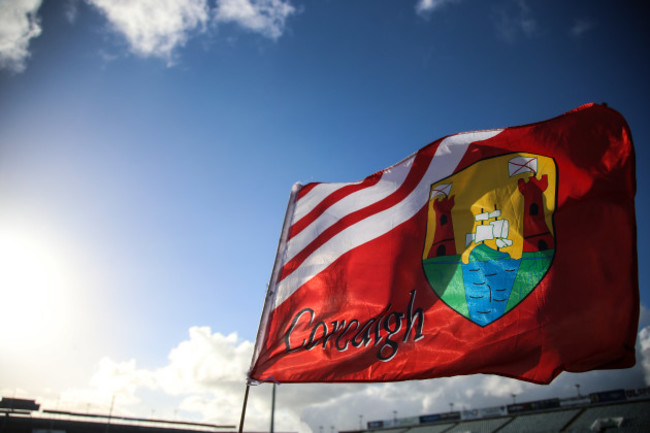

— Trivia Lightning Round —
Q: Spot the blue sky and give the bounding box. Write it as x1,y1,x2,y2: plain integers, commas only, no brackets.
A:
1,0,648,431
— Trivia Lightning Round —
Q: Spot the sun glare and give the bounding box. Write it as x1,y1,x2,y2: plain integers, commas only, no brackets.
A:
0,228,71,344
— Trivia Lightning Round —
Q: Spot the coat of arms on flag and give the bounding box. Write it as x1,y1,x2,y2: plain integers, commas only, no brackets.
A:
423,153,556,326
248,103,638,385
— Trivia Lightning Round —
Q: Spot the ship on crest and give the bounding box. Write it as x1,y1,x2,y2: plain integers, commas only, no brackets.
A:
465,206,513,250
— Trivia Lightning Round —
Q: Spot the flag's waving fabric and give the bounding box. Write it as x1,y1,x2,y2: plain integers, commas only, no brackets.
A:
249,103,638,384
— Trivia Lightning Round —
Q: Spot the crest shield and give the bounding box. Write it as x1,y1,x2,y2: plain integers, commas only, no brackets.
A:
422,153,557,326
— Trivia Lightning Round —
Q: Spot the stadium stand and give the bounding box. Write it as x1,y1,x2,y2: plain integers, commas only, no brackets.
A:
443,417,511,432
0,398,235,433
367,429,406,433
498,408,580,432
407,424,458,433
564,401,650,432
351,386,650,433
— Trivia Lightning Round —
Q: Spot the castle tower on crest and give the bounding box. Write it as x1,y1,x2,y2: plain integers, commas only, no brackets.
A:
427,195,457,258
518,174,555,252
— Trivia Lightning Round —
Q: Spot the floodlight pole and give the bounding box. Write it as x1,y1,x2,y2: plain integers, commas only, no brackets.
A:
105,394,115,433
270,383,276,433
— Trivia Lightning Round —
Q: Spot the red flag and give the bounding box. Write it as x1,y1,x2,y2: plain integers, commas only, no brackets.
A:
249,103,638,384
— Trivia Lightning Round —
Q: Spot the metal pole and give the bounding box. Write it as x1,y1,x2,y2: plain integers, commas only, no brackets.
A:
105,395,115,433
238,384,251,433
270,383,276,433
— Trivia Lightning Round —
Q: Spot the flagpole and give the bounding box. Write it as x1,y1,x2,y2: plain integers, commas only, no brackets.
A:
238,383,251,433
244,187,298,433
249,184,300,374
270,383,276,433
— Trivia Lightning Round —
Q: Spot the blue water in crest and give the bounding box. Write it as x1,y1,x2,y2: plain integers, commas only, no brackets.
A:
461,244,521,326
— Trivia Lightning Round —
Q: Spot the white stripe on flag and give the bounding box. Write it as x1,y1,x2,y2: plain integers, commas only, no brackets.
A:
293,182,361,222
272,129,503,310
284,159,413,264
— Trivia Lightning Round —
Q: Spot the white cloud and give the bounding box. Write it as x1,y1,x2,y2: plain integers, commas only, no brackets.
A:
571,18,595,37
86,0,210,62
0,0,296,71
415,0,462,16
0,0,43,72
639,326,650,385
156,327,252,395
60,358,155,410
86,0,295,63
493,0,537,43
214,0,296,40
56,327,269,429
64,0,80,23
